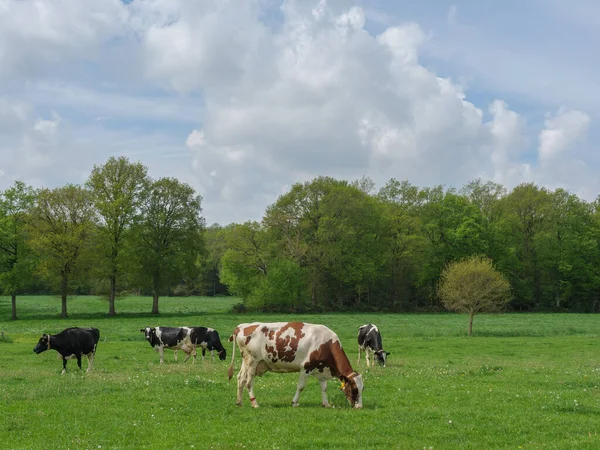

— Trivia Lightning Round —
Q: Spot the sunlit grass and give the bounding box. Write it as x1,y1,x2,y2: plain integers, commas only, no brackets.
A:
1,296,600,449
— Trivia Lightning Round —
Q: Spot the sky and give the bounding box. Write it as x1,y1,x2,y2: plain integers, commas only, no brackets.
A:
1,0,599,225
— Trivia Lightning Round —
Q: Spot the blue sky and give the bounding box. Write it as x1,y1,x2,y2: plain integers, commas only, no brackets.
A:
0,0,598,224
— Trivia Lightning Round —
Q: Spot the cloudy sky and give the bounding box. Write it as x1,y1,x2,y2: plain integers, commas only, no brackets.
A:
1,0,598,224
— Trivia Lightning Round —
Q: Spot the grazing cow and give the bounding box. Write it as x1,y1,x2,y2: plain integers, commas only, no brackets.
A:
357,324,389,367
228,322,363,409
140,327,198,364
33,327,100,374
189,327,227,361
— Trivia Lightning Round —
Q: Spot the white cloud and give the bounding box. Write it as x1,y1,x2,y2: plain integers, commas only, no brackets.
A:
0,0,598,224
484,100,532,186
538,107,590,162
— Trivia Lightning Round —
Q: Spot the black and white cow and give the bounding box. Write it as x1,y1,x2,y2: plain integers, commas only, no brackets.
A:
140,327,198,364
357,324,389,367
188,327,227,361
33,327,100,374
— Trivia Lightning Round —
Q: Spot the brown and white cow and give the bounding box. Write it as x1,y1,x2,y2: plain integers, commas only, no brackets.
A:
227,322,363,409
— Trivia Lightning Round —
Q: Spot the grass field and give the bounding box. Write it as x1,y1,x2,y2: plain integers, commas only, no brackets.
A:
1,296,600,449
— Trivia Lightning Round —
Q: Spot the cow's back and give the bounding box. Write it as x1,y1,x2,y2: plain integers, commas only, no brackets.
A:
65,328,100,354
234,322,340,369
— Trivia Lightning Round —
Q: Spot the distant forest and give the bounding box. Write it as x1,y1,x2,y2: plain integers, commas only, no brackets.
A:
2,156,600,317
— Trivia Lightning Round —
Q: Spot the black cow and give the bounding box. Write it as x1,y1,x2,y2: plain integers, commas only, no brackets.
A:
357,323,389,367
33,327,100,374
189,327,227,361
140,326,198,364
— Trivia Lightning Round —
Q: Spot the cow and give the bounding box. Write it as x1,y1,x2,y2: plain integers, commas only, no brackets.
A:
357,323,389,367
33,327,100,374
228,322,363,409
140,327,198,364
188,327,227,361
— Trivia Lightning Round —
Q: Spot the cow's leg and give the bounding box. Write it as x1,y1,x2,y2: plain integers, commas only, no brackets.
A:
236,364,248,406
202,348,206,361
319,379,331,408
192,347,197,364
211,349,215,361
292,372,309,407
247,373,259,408
357,346,362,365
76,353,83,370
86,352,95,373
158,346,165,364
61,356,68,375
173,349,178,361
365,349,371,367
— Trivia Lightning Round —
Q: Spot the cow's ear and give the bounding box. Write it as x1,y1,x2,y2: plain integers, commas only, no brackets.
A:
139,329,144,333
386,352,391,356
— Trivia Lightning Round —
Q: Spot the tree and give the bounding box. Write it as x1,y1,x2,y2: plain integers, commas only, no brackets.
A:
86,156,149,316
438,255,511,336
130,178,204,314
0,182,36,320
197,223,232,296
220,221,269,301
28,185,96,318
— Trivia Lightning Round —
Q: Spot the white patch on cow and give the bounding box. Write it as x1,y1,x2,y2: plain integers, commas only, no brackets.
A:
155,327,163,346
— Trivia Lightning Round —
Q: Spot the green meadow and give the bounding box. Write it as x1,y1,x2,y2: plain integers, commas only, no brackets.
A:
1,296,599,449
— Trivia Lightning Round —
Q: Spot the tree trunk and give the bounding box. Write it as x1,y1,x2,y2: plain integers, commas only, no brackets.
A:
11,293,17,320
108,275,117,317
468,312,474,336
61,275,68,318
151,290,160,315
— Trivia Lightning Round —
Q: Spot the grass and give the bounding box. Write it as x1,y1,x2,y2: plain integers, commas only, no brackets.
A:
1,296,600,449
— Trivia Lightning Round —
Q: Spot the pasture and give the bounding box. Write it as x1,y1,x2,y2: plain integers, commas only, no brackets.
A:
1,296,600,449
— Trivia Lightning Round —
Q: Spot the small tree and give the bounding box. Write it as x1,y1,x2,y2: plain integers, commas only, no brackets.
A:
438,255,511,336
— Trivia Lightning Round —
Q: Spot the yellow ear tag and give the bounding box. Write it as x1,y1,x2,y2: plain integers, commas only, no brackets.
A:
340,380,346,389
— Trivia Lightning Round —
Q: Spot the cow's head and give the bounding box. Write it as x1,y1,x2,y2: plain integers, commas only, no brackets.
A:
140,327,156,344
340,372,364,409
375,350,390,367
217,349,227,361
33,334,50,354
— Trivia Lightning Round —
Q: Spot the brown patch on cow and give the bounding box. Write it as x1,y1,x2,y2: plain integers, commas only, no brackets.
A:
242,325,259,345
229,327,240,342
268,329,275,340
273,322,305,363
243,325,259,337
260,326,269,336
304,339,336,376
304,340,353,378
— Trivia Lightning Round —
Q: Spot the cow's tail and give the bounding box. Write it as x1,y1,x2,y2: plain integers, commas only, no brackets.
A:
227,332,237,381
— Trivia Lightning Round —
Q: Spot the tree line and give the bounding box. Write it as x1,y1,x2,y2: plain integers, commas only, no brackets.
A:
218,176,600,314
0,157,204,318
2,157,600,318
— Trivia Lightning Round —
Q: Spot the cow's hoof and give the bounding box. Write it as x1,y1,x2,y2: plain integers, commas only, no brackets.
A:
235,402,242,407
251,402,259,409
292,402,299,408
322,403,331,408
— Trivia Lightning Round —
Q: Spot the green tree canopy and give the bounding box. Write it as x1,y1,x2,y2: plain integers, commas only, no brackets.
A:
129,177,204,314
27,185,96,318
0,181,37,320
86,156,149,316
